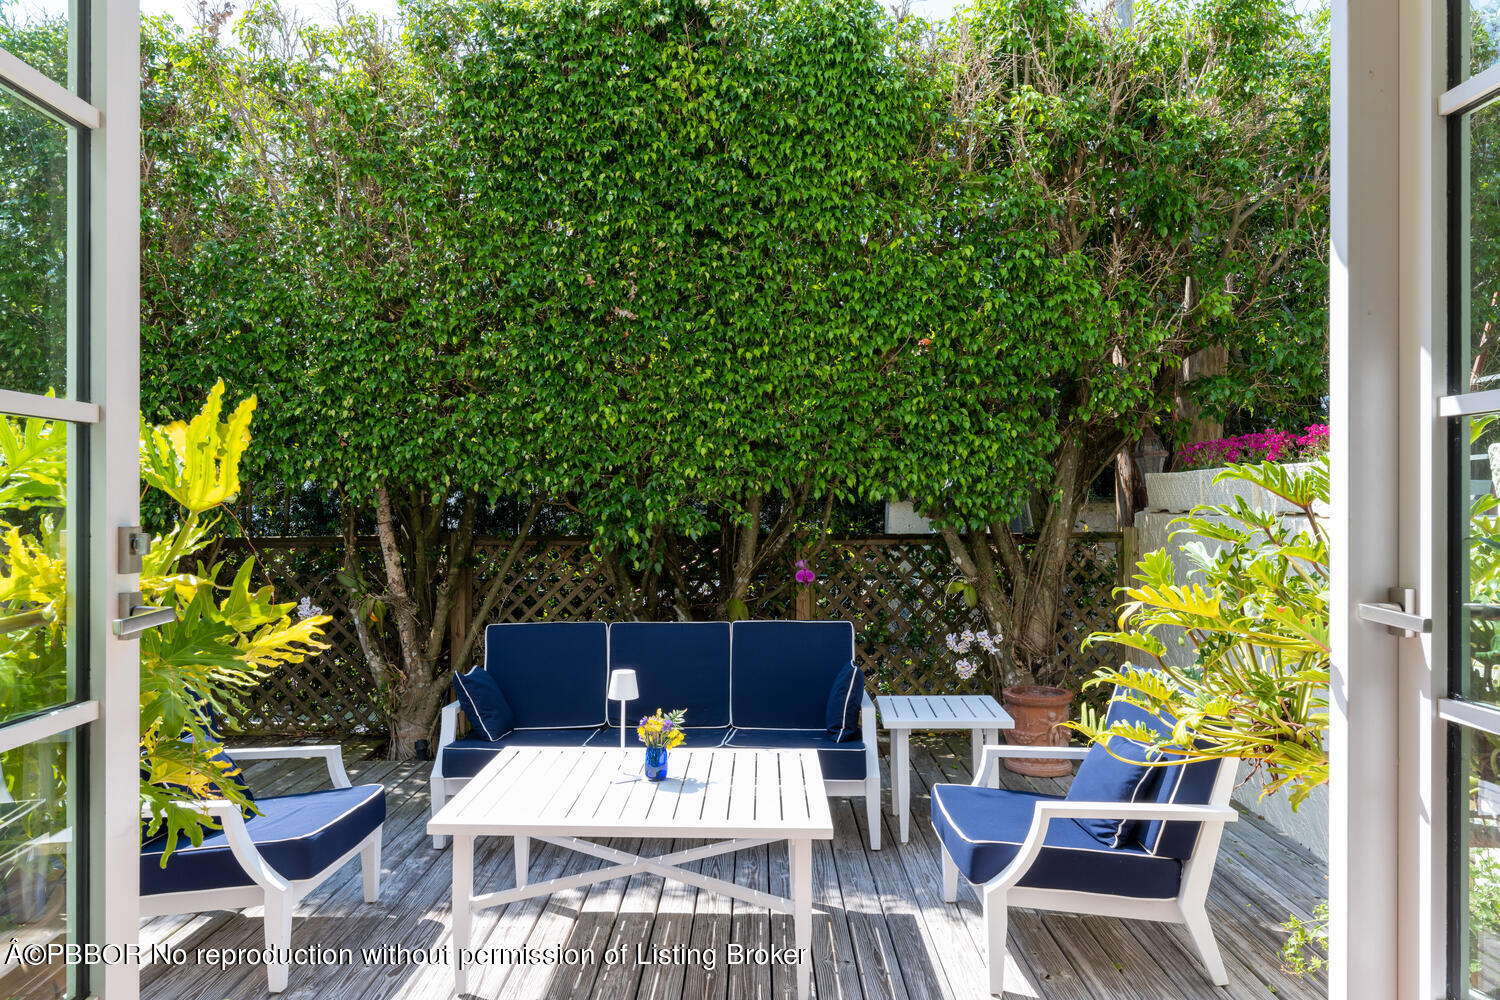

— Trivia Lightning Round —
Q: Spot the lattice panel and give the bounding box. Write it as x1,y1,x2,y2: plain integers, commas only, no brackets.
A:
209,533,1123,736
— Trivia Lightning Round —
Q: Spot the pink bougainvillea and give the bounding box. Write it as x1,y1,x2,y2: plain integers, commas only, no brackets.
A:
1175,424,1329,471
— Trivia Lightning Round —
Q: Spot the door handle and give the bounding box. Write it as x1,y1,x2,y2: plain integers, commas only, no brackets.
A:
111,592,174,638
1357,587,1431,638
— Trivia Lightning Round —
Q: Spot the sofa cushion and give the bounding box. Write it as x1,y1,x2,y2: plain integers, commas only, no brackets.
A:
439,728,604,779
607,622,732,728
484,623,608,729
730,621,855,730
724,727,868,781
824,662,864,742
585,726,730,750
453,667,514,741
140,784,385,894
1067,696,1165,848
931,784,1182,897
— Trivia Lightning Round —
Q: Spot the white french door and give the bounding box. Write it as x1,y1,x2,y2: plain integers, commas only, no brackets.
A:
0,0,139,997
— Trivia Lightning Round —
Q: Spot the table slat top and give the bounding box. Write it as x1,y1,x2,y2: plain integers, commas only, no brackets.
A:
875,694,1014,729
427,747,834,839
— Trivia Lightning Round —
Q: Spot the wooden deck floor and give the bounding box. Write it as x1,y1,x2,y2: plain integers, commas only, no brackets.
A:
138,735,1328,1000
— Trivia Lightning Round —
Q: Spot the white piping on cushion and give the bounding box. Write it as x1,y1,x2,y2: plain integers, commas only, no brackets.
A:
141,784,383,857
929,785,1170,860
830,665,861,741
453,669,500,742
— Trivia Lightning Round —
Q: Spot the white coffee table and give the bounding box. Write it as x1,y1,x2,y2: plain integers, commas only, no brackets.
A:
427,746,833,999
876,694,1015,843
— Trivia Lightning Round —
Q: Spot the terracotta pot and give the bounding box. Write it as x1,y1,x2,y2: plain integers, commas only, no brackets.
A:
1000,685,1076,777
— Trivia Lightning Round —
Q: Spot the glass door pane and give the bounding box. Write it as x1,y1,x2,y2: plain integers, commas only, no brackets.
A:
0,411,74,724
0,729,76,997
0,85,72,398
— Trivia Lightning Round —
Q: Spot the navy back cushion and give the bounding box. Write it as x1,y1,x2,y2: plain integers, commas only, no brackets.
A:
731,621,855,730
453,667,515,741
483,622,608,728
825,662,864,741
607,622,732,728
1143,754,1226,859
1066,693,1167,848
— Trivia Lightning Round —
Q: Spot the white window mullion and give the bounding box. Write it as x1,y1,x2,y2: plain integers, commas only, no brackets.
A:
0,389,101,424
0,46,100,129
0,701,99,756
1441,60,1500,117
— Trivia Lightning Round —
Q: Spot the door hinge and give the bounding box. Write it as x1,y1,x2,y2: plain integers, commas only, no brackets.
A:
1357,587,1432,638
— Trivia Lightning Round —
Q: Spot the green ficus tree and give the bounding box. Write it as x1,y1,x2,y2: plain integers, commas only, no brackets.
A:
405,0,945,620
141,7,547,758
880,0,1330,694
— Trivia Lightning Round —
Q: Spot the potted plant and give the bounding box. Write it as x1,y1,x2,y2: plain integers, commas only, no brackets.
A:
944,628,1074,777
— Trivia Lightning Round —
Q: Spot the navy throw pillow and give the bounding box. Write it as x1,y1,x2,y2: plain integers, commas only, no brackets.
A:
1066,696,1170,847
453,667,514,742
825,662,864,742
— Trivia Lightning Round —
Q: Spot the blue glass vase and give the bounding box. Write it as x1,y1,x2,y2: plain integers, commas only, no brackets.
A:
643,745,668,781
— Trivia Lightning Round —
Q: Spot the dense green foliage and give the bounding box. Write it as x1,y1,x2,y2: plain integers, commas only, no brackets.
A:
887,0,1329,691
0,5,69,396
134,0,1330,751
1072,459,1329,806
0,385,330,858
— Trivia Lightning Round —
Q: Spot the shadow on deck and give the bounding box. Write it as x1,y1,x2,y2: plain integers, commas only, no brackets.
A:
139,734,1328,1000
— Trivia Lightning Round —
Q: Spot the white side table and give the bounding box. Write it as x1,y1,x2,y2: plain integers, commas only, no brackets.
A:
876,694,1014,843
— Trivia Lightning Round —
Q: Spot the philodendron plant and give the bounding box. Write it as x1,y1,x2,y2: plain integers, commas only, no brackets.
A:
1070,457,1330,809
138,382,333,857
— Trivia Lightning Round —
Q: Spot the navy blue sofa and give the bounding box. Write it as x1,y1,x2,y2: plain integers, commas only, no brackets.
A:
431,620,879,849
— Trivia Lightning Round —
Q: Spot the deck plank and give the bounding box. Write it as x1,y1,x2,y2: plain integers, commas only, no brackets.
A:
137,744,1327,1000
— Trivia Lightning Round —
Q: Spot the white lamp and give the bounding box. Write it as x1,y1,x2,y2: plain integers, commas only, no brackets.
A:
607,669,639,750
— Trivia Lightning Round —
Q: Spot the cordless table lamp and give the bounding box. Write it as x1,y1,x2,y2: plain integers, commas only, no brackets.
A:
606,669,639,750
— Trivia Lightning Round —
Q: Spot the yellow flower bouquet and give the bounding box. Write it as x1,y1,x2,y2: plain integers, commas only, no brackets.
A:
636,708,687,749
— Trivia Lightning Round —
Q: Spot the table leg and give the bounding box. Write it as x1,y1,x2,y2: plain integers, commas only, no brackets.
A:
982,729,1000,787
452,834,472,997
515,835,529,889
792,837,812,1000
971,727,983,777
896,730,911,844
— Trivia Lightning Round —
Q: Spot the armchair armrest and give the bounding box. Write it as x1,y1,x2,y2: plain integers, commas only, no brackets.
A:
143,798,291,893
973,743,1089,786
995,799,1238,890
226,745,351,789
433,701,461,780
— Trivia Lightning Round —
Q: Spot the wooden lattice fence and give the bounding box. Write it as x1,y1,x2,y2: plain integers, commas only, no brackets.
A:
213,533,1130,736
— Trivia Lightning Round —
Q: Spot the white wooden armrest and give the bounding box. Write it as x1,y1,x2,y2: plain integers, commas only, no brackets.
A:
860,692,876,733
434,702,460,780
995,800,1238,890
145,799,291,893
973,744,1089,786
226,745,351,789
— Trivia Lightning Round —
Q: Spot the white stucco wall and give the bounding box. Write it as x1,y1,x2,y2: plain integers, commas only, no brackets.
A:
1136,471,1329,862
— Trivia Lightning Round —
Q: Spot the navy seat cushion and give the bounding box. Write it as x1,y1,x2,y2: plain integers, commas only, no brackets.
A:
1067,696,1167,847
931,784,1182,897
453,667,514,741
724,728,867,781
731,621,855,730
439,728,605,779
585,726,730,750
484,623,608,729
824,662,864,742
607,622,732,728
140,784,385,894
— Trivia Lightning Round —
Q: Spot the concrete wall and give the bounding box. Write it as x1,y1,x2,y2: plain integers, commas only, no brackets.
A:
1137,469,1330,862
